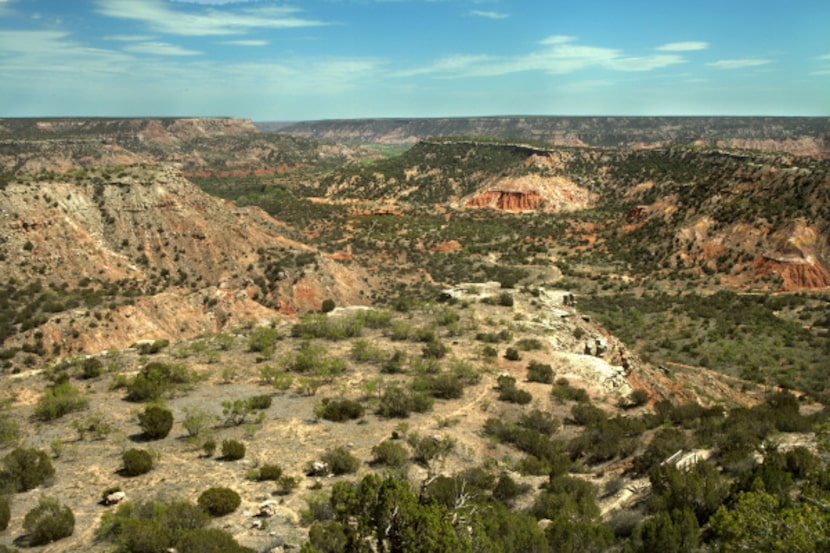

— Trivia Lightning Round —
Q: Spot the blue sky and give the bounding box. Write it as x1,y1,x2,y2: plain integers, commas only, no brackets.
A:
1,0,828,120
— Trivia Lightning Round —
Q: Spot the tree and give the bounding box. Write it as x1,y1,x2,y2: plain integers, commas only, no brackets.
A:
649,462,728,524
328,475,471,553
710,481,830,553
629,508,699,553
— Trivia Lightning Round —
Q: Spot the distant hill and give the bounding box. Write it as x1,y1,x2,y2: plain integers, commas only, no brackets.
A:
319,139,830,291
268,116,830,158
0,117,352,176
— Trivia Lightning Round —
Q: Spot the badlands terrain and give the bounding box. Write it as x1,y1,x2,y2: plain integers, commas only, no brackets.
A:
0,116,829,552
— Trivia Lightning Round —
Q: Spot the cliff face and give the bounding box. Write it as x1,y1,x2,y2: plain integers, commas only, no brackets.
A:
466,190,546,211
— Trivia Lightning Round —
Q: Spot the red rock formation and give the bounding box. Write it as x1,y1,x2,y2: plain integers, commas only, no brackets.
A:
626,206,647,222
754,257,830,290
430,240,462,253
466,190,546,211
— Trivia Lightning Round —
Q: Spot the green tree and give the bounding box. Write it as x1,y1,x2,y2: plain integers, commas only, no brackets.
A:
710,481,830,553
649,461,728,524
628,508,699,553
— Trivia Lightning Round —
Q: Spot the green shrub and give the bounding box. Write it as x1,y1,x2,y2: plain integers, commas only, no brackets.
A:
496,375,532,404
202,439,217,458
381,350,407,374
126,362,193,402
0,410,20,448
527,360,554,383
34,380,88,421
22,496,74,545
321,299,336,313
551,379,590,403
492,473,529,503
516,338,544,351
221,399,252,426
248,326,281,357
80,357,104,379
316,398,365,422
1,448,55,492
177,528,255,553
321,446,360,475
121,449,153,476
138,404,174,440
221,440,245,461
421,340,448,359
247,394,272,410
182,408,211,438
97,499,248,553
519,409,560,435
197,487,241,517
136,339,169,355
0,495,9,530
376,386,433,418
504,347,521,361
370,440,408,468
407,433,455,466
258,464,283,482
627,389,650,408
412,373,464,400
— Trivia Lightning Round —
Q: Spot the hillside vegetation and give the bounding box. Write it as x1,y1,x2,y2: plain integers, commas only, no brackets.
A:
1,118,830,552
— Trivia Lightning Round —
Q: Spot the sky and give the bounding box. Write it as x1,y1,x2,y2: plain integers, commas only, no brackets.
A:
0,0,828,120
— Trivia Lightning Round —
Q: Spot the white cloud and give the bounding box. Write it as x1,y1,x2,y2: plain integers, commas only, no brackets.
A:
172,0,258,4
0,28,384,117
539,35,577,45
470,10,509,20
123,42,202,56
94,0,327,36
105,35,158,42
220,39,268,46
656,41,709,52
707,59,772,69
818,54,830,60
396,36,686,78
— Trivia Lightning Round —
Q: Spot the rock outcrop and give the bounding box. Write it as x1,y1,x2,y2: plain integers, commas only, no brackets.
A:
0,164,371,354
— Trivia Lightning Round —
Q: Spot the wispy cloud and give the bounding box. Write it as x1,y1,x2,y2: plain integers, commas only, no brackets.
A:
707,59,772,69
220,39,268,46
657,41,709,52
0,28,384,115
396,36,685,78
171,0,258,4
94,0,327,36
818,54,830,60
123,42,202,56
105,35,157,42
470,10,509,20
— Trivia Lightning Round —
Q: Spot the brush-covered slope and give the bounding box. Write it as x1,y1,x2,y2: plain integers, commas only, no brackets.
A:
320,139,830,290
0,163,370,358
